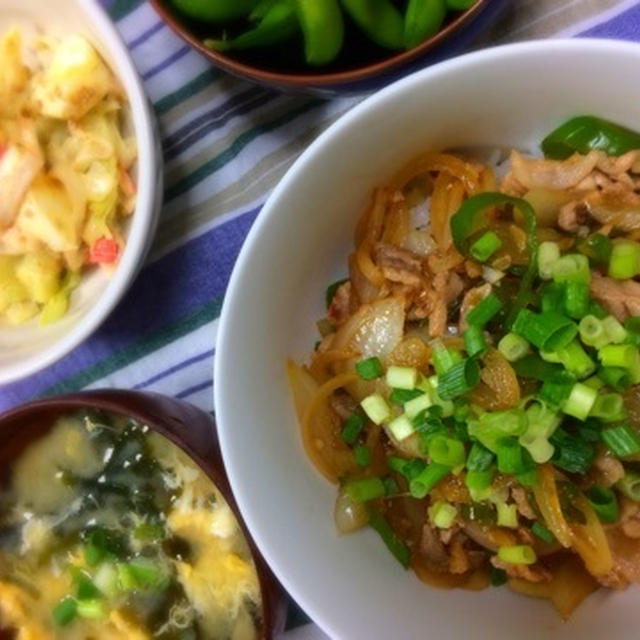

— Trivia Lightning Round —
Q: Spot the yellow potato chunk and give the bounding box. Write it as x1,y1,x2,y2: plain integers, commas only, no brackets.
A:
32,35,113,120
0,255,28,313
15,250,62,304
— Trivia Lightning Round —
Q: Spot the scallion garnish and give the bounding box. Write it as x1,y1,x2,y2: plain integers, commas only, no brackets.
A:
52,597,77,627
367,507,411,569
495,438,527,474
470,231,502,262
341,412,365,445
409,463,450,499
389,388,423,407
550,429,594,474
531,521,555,543
512,309,577,352
360,394,391,425
537,241,560,280
466,442,494,471
497,545,537,565
356,356,384,380
551,253,591,284
609,240,640,279
587,486,619,524
428,435,466,467
465,294,502,328
463,325,487,357
428,501,458,528
344,477,386,503
598,366,633,392
590,393,626,423
437,358,480,400
386,365,418,390
563,281,590,319
498,332,530,362
617,471,640,502
563,382,598,420
354,444,371,467
601,423,640,458
496,502,518,528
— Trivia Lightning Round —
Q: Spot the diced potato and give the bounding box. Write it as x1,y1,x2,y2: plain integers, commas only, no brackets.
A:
16,174,81,252
32,35,113,120
5,301,38,325
0,28,29,111
15,251,62,304
0,255,28,312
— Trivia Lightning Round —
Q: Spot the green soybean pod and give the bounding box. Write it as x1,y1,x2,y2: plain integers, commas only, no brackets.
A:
341,0,404,50
404,0,447,49
294,0,345,65
446,0,477,9
170,0,257,23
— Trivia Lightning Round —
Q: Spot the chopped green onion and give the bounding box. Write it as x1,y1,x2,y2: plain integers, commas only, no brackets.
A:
389,388,423,407
133,522,164,542
382,476,398,496
541,281,565,314
428,435,466,467
497,545,537,565
498,332,530,362
409,463,450,499
404,392,433,419
386,365,418,390
495,438,527,474
601,423,640,458
356,356,383,380
490,566,507,586
468,409,528,452
466,294,502,327
471,231,502,262
387,456,426,481
118,559,168,591
428,501,458,528
52,597,77,626
361,394,391,425
609,240,640,280
602,316,628,344
598,366,633,392
513,354,562,381
583,375,605,390
466,442,494,472
354,444,371,467
589,301,608,319
496,503,518,528
76,599,105,619
576,233,613,265
563,382,598,420
325,278,348,308
550,429,594,474
341,412,365,445
516,468,538,486
512,309,577,352
587,486,619,524
539,371,576,407
75,572,102,601
564,281,590,319
554,340,596,379
519,435,554,464
624,316,640,347
93,564,120,599
463,325,487,357
617,471,640,502
387,414,414,441
551,253,590,284
579,315,608,349
367,507,410,568
538,241,560,280
465,468,494,492
344,477,386,503
590,393,626,423
431,343,462,376
598,344,639,370
437,358,480,400
422,375,454,417
531,521,555,543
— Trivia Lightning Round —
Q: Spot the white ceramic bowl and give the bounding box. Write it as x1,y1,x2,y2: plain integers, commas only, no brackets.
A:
0,0,161,384
216,40,640,640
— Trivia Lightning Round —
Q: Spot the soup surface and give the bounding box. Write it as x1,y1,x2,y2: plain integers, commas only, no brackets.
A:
0,412,261,639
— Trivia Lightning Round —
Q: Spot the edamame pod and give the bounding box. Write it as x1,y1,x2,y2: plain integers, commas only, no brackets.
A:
205,0,298,51
341,0,404,50
446,0,477,9
294,0,344,66
171,0,257,23
404,0,446,49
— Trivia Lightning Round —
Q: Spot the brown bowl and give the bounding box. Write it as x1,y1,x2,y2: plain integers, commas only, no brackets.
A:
150,0,498,94
0,390,287,640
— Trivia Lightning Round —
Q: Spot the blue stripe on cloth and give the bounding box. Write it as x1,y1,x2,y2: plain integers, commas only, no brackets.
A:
163,88,277,160
133,348,215,389
142,45,191,81
127,20,165,50
579,3,640,39
175,379,214,399
0,207,259,412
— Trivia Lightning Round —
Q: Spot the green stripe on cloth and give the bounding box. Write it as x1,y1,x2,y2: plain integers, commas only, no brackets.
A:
107,0,143,21
42,297,222,396
154,68,222,116
164,98,324,202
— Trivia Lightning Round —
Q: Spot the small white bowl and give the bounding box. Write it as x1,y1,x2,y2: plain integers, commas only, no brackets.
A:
0,0,161,384
216,39,640,640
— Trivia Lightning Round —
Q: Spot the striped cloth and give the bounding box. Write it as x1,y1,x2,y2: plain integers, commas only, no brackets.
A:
4,0,640,635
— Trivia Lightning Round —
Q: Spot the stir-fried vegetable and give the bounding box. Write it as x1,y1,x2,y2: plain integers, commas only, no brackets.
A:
291,115,640,619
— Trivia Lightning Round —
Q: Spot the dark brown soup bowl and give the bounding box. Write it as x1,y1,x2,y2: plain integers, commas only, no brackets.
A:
0,390,286,639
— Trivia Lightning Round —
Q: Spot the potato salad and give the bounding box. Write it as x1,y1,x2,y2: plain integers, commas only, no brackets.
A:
0,28,136,325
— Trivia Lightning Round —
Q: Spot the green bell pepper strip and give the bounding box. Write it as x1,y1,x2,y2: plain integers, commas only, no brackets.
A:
170,0,256,23
341,0,404,50
450,192,538,327
446,0,477,9
295,0,344,65
542,116,640,160
404,0,446,49
205,0,298,52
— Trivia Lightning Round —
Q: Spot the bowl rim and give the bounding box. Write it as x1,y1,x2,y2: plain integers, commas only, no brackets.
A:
149,0,491,88
0,389,286,639
214,37,640,638
0,0,161,385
